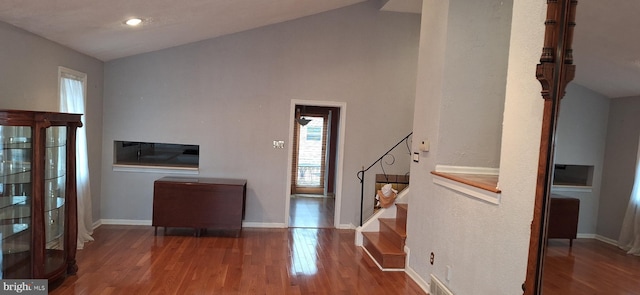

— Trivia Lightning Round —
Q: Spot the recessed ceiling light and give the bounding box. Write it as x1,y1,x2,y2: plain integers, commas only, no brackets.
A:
125,18,143,26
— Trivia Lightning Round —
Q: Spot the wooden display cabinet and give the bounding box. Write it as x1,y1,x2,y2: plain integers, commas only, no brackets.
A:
0,110,82,281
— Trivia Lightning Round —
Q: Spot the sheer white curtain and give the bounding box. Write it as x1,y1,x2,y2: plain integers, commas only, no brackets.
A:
618,135,640,255
60,69,94,249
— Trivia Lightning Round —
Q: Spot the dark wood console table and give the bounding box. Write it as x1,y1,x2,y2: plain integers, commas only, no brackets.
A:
548,195,580,247
152,177,247,237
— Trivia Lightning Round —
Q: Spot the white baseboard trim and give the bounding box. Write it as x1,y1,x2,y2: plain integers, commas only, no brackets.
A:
594,234,618,246
242,222,287,228
100,219,152,226
575,233,617,246
240,222,354,229
336,223,356,230
403,246,430,294
405,265,430,294
94,220,352,230
576,233,596,239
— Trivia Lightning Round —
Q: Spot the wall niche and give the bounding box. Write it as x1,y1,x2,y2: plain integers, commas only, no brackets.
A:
553,164,594,188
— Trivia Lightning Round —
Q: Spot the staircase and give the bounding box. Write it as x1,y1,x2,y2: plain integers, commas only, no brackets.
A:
362,203,407,269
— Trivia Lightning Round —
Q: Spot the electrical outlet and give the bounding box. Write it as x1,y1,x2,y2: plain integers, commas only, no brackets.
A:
430,252,434,265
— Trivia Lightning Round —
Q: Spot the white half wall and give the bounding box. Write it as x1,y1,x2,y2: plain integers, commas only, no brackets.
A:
406,0,546,294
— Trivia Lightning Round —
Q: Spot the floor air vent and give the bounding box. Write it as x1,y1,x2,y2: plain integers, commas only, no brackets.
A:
430,274,454,295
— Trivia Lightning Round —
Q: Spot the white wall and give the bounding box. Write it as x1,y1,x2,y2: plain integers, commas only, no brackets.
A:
101,2,420,227
0,21,104,223
553,83,610,235
437,0,512,168
406,0,545,293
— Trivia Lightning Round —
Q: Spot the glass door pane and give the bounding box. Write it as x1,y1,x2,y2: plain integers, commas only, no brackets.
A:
44,127,66,274
296,117,325,187
0,126,32,278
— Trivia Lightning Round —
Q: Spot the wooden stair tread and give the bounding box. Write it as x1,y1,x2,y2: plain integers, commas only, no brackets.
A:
360,202,408,269
362,231,406,269
362,232,405,255
379,218,407,237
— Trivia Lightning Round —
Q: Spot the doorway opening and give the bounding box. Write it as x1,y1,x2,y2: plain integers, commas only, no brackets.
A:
286,101,345,228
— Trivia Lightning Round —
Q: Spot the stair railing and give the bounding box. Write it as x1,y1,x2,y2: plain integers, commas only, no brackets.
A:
357,132,412,226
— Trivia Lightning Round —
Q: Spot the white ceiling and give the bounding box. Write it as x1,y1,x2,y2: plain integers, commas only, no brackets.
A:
0,0,369,61
572,1,640,98
0,0,637,98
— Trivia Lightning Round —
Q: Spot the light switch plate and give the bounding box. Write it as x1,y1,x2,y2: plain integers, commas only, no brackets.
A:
273,140,285,149
413,152,419,163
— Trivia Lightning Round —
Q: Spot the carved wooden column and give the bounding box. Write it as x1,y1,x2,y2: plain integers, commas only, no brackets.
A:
523,0,577,294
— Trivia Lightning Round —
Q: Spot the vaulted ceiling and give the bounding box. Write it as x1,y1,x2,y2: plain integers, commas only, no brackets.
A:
572,1,640,98
0,0,637,98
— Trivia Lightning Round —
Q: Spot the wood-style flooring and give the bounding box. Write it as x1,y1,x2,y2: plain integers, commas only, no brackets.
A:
543,238,640,294
49,225,426,295
289,195,334,228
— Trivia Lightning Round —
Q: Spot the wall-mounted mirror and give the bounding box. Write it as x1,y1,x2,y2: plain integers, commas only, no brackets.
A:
524,0,577,294
527,1,640,294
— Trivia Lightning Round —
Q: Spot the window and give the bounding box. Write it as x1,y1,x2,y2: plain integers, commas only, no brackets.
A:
306,126,322,141
59,66,94,248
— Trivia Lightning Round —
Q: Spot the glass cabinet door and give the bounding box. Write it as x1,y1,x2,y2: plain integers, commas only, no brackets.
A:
0,126,32,279
44,126,66,275
0,110,81,281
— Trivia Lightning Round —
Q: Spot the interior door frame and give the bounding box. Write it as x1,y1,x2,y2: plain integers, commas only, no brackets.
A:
285,99,347,228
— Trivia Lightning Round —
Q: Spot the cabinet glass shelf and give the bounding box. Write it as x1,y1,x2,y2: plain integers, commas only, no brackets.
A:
0,110,81,282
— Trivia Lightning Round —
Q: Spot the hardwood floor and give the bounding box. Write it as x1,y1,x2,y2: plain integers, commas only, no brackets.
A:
49,225,426,295
543,238,640,294
289,195,334,228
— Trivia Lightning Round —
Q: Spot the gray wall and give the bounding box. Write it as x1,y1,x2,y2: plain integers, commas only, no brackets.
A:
101,1,420,226
553,83,610,234
0,21,104,223
597,97,640,240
